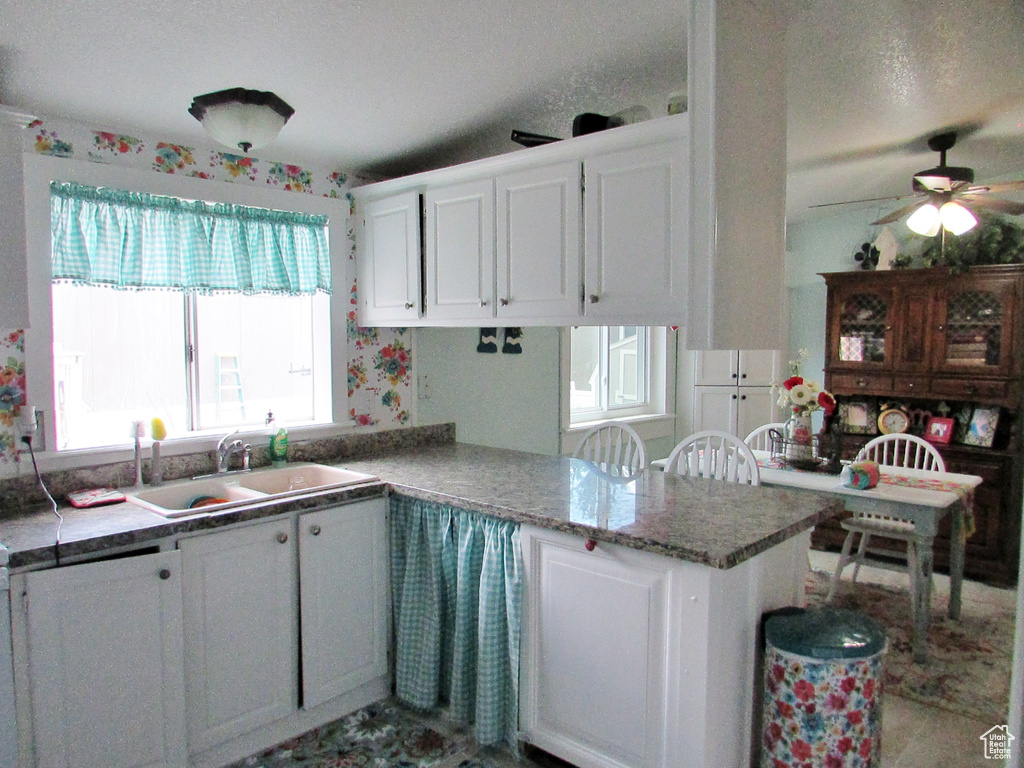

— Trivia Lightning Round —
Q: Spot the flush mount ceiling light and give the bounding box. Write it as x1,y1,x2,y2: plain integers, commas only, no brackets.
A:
188,88,294,154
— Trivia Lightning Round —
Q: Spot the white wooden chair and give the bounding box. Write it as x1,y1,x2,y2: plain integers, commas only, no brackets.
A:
573,421,648,474
743,422,787,452
664,430,760,485
826,433,947,602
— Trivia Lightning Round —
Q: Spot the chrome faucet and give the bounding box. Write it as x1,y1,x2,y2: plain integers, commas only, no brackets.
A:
215,430,252,474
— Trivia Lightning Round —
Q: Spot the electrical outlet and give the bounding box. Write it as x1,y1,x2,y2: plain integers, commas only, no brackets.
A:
418,372,431,400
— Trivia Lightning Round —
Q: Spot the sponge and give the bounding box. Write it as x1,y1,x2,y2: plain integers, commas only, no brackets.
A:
151,417,167,441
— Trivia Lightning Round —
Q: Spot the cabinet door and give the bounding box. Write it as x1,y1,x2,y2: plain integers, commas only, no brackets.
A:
358,191,421,325
692,385,740,434
692,350,739,386
24,550,186,768
520,527,672,768
424,177,495,321
737,349,778,387
180,518,297,753
932,276,1017,377
583,140,687,322
737,388,776,440
825,281,894,372
495,161,581,321
891,283,935,374
298,499,388,710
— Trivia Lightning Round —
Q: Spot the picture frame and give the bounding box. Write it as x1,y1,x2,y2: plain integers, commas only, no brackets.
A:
963,407,1000,448
952,403,974,444
924,416,955,445
838,399,878,434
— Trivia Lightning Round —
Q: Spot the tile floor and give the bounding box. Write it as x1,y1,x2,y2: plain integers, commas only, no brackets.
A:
234,551,1017,768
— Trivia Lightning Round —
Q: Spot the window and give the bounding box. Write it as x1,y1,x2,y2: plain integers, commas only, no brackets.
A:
24,156,346,453
51,284,327,449
569,326,650,421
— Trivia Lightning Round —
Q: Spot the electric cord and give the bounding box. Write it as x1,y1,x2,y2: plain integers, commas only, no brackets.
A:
22,435,62,567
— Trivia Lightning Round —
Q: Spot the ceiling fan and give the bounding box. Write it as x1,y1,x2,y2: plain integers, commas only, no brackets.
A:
813,131,1024,236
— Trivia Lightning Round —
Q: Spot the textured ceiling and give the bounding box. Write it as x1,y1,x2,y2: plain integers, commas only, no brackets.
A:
1,0,1022,223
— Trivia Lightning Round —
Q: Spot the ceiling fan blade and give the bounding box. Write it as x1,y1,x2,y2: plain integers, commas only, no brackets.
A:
965,180,1024,194
871,199,928,225
808,193,921,209
959,195,1024,216
914,175,952,192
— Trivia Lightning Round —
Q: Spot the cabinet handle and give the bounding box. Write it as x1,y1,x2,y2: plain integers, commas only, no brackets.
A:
277,532,289,544
158,569,171,580
500,298,509,306
479,299,489,307
310,524,322,536
588,295,600,304
404,302,415,309
584,538,597,551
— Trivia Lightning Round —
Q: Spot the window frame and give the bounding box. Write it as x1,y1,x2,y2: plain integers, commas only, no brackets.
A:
560,325,675,453
567,325,652,422
23,154,350,460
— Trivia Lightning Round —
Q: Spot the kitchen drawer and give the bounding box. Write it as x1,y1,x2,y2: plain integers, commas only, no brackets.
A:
829,372,894,395
891,375,929,397
929,376,1010,402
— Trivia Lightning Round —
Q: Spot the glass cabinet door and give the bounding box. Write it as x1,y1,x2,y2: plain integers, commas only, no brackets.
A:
830,287,892,369
933,279,1016,376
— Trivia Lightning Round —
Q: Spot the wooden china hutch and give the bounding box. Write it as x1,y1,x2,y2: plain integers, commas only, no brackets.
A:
814,264,1024,587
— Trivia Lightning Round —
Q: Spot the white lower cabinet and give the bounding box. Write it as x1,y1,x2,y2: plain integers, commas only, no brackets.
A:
12,496,389,768
180,517,298,754
17,549,186,768
519,524,811,768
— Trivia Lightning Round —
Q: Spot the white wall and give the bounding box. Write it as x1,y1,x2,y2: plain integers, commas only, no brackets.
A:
415,327,561,455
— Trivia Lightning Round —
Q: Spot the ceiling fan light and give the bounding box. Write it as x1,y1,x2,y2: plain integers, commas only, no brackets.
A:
939,200,978,236
907,203,941,236
189,88,294,153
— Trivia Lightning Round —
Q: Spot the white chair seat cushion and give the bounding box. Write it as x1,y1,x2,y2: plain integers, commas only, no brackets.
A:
839,515,916,540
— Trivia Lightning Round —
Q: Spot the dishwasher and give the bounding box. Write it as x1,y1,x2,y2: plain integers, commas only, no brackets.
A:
0,543,16,768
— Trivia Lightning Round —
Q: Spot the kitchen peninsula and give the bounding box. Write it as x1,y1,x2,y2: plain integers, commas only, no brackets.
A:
0,433,841,768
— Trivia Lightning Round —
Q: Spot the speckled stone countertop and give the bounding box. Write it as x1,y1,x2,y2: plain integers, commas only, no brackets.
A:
0,440,842,571
341,443,843,568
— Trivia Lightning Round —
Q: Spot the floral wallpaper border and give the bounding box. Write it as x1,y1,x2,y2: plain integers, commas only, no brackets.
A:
0,116,411,464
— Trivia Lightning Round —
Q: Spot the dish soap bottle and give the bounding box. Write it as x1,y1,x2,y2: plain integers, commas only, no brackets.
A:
266,410,288,467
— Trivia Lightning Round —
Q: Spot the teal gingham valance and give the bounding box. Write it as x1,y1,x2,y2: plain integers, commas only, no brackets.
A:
389,495,521,748
50,181,331,294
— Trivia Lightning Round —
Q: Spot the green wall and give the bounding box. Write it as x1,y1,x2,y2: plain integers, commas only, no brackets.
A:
415,327,561,455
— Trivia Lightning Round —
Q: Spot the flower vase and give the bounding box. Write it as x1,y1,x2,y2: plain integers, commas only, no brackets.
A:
784,413,815,463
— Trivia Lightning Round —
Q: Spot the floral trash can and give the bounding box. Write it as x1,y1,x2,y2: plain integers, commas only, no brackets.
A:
761,607,886,767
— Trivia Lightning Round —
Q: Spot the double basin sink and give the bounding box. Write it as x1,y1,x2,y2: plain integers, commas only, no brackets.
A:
126,463,379,517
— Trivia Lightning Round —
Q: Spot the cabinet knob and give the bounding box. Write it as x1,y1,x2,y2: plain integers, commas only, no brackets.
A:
732,394,738,400
937,324,945,331
907,381,915,389
584,538,597,552
741,394,747,400
857,378,867,387
277,532,289,544
741,373,747,379
404,302,415,309
588,294,600,304
479,299,489,307
310,524,322,536
885,325,892,331
500,298,509,306
731,373,738,379
158,569,171,581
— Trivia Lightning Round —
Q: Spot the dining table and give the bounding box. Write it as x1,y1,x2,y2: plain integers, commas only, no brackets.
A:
653,450,983,663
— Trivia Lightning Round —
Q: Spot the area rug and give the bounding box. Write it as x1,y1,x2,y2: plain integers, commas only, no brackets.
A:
805,570,1014,724
225,698,530,768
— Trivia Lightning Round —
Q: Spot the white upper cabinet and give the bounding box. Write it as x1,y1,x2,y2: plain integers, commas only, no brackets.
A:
0,108,33,328
358,191,422,324
495,161,582,321
352,114,690,328
582,140,688,324
424,178,495,322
